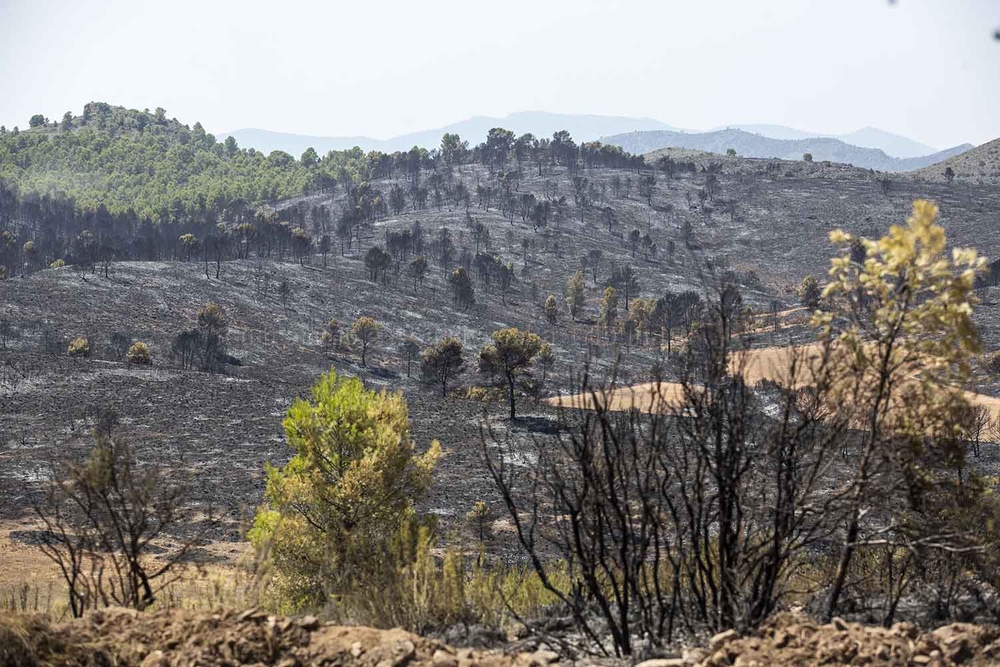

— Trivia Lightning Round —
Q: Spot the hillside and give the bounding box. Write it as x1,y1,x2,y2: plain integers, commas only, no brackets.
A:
0,103,366,218
722,124,940,158
4,142,1000,541
602,128,972,172
909,137,1000,185
220,111,675,155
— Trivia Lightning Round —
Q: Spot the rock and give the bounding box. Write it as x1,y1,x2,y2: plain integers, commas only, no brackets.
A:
391,639,416,667
707,648,731,666
296,614,320,631
518,649,559,667
433,649,459,667
140,650,168,667
708,629,739,652
634,659,684,667
682,647,708,664
931,624,982,664
351,641,364,658
529,649,559,664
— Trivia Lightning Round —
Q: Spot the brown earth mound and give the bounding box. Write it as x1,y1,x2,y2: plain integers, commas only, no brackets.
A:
4,608,1000,667
0,607,561,667
663,613,1000,667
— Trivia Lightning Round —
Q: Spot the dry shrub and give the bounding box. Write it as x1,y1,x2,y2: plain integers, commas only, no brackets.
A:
126,341,152,365
66,338,89,358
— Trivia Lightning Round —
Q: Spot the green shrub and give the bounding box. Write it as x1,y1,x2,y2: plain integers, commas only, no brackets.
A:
126,341,152,365
49,259,66,269
249,369,440,613
67,338,90,357
797,274,821,309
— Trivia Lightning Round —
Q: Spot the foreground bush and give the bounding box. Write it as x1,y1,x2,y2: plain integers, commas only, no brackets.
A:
127,341,152,365
250,370,440,614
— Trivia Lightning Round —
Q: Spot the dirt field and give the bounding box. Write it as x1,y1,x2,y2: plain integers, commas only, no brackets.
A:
547,342,1000,444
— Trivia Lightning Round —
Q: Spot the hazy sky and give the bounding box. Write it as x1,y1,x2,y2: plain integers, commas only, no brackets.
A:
2,0,998,149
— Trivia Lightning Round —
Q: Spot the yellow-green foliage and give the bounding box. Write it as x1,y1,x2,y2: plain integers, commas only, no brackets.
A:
351,316,380,365
49,259,65,269
628,297,658,334
566,270,586,320
197,303,227,334
544,294,558,324
465,500,496,545
335,519,568,632
464,386,503,402
598,286,618,330
465,560,569,630
478,327,544,418
797,274,821,309
126,341,152,365
817,199,986,445
342,520,468,631
249,369,440,613
67,337,90,357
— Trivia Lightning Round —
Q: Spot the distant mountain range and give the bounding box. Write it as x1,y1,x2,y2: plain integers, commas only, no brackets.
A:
716,124,939,159
218,111,677,157
219,112,968,170
600,128,973,173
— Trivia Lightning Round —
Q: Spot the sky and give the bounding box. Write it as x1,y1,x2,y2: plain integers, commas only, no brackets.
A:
1,0,998,149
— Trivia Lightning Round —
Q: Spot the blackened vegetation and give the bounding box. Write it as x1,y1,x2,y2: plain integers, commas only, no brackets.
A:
170,303,233,372
484,284,1000,657
33,409,214,617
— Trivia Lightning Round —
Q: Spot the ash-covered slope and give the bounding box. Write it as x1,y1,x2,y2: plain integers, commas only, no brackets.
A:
908,137,1000,185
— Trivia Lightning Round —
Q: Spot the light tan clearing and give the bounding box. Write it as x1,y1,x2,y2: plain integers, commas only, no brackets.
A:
545,343,1000,442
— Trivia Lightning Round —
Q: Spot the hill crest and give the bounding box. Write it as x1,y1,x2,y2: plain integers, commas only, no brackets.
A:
219,111,677,156
909,137,1000,185
601,128,972,173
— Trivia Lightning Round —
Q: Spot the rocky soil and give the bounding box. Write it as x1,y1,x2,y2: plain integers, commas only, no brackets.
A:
665,613,1000,667
0,607,565,667
4,608,1000,667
